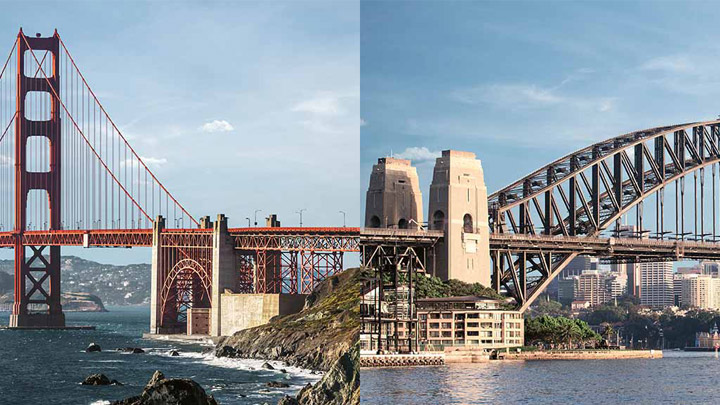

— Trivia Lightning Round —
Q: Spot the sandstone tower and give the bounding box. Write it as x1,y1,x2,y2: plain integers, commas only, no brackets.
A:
428,150,490,286
365,157,423,229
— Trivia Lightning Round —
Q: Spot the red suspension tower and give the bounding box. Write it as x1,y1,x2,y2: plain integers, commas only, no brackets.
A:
10,30,64,328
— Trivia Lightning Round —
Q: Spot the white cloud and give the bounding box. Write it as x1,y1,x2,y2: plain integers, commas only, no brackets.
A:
200,120,234,133
292,94,342,115
394,147,441,164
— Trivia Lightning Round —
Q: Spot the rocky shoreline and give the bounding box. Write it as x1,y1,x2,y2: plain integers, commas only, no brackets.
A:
215,267,363,404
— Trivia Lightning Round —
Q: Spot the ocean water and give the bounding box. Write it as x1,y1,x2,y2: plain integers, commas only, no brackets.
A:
360,351,720,404
0,307,319,404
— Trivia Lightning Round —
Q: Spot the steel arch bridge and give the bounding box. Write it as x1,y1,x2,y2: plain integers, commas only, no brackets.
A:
489,119,720,311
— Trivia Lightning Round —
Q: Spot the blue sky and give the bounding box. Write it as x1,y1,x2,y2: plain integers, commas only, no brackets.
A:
361,1,720,215
0,0,359,264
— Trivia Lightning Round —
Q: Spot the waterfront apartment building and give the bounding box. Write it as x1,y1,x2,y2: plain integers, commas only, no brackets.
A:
639,261,674,308
359,292,524,354
415,296,524,349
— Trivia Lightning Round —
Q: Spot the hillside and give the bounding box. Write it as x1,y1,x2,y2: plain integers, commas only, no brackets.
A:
215,267,363,404
0,256,150,306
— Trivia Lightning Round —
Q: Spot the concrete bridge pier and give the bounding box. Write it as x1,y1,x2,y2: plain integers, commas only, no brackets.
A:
210,214,236,337
149,216,165,334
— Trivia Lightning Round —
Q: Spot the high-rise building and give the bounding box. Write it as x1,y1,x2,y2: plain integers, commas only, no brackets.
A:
576,271,611,307
611,224,640,297
427,150,490,286
679,274,720,309
702,261,720,277
606,274,628,299
639,261,674,308
561,256,598,278
557,277,578,305
365,157,423,229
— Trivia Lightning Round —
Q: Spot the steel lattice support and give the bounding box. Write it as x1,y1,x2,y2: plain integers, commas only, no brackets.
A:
235,251,255,293
359,231,438,354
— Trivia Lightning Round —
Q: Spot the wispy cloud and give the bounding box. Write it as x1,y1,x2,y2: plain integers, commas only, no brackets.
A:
200,120,234,133
451,79,614,113
639,56,694,74
451,83,564,107
394,146,441,164
291,93,343,115
360,118,367,127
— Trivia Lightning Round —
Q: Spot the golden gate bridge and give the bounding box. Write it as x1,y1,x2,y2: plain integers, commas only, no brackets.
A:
0,29,359,332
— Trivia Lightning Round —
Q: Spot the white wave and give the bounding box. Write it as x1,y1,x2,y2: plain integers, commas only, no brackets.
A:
89,401,110,405
180,351,323,381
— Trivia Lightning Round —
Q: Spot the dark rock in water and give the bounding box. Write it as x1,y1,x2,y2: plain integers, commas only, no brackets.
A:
215,345,237,358
85,343,102,353
280,369,288,374
267,380,290,388
81,373,111,385
110,380,124,386
261,362,275,370
169,350,180,357
111,370,217,405
117,347,145,354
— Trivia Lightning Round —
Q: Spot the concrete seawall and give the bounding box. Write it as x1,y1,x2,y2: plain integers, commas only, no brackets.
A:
502,349,663,361
360,354,445,367
361,349,662,367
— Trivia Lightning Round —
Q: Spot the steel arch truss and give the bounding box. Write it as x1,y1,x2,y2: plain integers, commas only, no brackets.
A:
159,258,212,329
489,120,720,311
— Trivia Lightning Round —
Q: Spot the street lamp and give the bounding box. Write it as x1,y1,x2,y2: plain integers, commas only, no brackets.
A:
254,210,262,227
339,211,346,227
245,217,251,227
296,209,307,227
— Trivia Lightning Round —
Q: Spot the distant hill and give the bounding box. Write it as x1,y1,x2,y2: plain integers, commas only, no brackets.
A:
0,256,150,306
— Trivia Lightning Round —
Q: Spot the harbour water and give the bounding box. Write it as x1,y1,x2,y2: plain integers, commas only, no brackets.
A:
360,351,720,404
0,307,318,404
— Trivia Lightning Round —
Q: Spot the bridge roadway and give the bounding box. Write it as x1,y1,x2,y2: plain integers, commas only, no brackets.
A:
0,227,360,251
490,233,720,262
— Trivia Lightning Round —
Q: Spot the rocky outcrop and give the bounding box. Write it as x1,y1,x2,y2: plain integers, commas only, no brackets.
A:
215,268,362,372
82,373,122,386
62,292,108,312
111,370,217,405
215,268,363,405
279,344,359,405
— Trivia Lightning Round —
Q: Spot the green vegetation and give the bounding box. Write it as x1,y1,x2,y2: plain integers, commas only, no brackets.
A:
531,294,720,349
525,315,601,348
529,297,570,317
393,272,505,301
